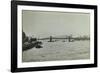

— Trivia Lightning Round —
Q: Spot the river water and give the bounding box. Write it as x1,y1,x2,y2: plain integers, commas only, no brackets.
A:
22,40,90,62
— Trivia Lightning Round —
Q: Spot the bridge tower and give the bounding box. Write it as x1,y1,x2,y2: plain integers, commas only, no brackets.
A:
49,36,53,42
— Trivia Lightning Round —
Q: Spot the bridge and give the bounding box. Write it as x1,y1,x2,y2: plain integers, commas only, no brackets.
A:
38,35,74,42
37,35,90,42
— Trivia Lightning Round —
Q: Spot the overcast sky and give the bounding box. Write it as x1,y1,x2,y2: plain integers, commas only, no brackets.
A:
22,10,90,38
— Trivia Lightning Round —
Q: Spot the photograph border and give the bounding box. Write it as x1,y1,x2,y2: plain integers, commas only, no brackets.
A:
11,1,97,72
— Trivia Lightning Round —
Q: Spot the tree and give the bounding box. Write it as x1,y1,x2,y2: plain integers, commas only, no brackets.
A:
22,31,28,43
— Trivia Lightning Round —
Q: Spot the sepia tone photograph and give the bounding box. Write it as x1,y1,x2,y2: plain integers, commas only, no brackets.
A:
11,1,97,72
22,10,90,62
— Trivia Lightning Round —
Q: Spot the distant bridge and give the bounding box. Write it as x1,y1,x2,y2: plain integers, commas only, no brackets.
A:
37,36,90,42
38,36,74,42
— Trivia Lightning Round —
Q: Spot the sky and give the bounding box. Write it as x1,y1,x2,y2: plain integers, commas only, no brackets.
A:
22,10,90,38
